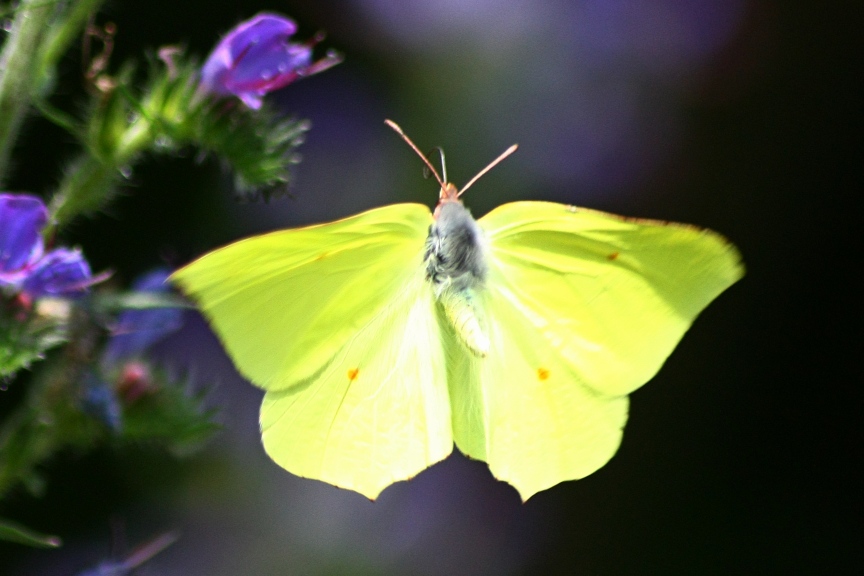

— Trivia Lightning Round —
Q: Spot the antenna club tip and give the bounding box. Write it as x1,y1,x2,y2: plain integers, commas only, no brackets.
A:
384,119,403,134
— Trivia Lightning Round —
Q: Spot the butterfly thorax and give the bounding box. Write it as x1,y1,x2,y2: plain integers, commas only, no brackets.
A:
424,199,490,357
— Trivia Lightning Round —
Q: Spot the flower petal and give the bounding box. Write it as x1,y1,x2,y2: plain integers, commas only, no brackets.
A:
80,372,123,432
227,41,311,90
21,248,93,298
102,268,184,365
200,13,299,98
0,194,47,274
223,13,298,62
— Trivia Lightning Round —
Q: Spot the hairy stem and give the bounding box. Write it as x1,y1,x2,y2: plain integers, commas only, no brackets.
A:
47,110,156,231
35,0,108,96
48,154,120,229
0,0,54,184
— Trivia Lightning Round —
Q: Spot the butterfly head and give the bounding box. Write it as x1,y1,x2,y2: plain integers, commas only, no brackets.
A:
434,182,464,219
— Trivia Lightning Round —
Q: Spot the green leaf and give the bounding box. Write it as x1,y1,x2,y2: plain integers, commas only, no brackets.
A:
0,297,69,378
194,105,310,202
0,517,62,548
119,369,219,456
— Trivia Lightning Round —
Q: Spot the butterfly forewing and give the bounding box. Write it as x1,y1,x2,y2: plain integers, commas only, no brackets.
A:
172,204,434,391
479,201,744,397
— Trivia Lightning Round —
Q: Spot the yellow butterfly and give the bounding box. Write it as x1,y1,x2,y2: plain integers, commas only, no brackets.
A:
172,120,743,500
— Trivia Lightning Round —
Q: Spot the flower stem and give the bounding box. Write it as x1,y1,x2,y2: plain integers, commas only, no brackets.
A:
0,0,54,184
34,0,108,96
0,309,101,501
0,367,96,500
48,154,121,230
47,109,156,231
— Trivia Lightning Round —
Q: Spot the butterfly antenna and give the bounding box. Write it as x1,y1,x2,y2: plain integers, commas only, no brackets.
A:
425,146,448,184
458,144,519,197
385,120,446,189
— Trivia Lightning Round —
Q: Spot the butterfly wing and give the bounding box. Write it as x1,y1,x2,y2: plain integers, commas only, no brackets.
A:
172,204,453,499
449,201,744,500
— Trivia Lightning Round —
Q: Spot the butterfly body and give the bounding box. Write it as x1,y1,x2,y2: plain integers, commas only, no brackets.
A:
425,189,490,356
171,123,744,501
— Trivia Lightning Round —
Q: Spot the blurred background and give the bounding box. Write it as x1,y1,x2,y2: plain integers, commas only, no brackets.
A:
1,0,861,574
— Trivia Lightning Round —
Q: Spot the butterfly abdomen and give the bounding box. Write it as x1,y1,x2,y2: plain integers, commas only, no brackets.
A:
424,201,489,357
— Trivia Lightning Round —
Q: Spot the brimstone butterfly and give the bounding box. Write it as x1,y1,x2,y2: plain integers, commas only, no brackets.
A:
171,120,744,501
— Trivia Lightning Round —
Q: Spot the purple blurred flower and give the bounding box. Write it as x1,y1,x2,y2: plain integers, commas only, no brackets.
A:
102,268,184,367
199,12,342,109
0,193,94,299
80,371,123,432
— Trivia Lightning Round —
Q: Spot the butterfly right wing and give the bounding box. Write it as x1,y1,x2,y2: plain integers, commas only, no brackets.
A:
447,201,743,500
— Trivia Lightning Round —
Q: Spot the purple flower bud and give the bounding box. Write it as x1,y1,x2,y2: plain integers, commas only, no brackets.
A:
199,12,342,109
0,193,97,299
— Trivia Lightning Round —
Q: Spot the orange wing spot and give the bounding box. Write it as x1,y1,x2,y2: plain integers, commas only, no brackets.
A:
315,251,331,261
347,368,360,381
537,368,550,381
607,251,620,260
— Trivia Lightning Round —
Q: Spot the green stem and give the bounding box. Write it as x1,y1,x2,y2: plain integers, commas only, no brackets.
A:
0,311,100,501
47,113,155,231
0,370,79,500
0,402,53,500
48,153,120,229
117,115,156,160
0,0,54,184
0,382,97,501
34,98,81,134
35,0,108,97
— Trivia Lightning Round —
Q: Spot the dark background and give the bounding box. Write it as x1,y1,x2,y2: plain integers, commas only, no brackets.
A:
1,0,861,574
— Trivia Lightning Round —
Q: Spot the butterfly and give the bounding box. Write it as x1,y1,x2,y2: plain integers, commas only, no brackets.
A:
171,120,744,501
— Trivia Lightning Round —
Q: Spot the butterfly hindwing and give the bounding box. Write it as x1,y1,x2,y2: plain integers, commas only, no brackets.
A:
446,280,630,501
260,264,452,499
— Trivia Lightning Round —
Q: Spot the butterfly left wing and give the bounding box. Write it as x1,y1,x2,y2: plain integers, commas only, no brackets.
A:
171,204,433,391
448,201,743,500
172,204,453,499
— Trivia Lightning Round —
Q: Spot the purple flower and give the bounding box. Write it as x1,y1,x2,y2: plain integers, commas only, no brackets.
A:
0,193,95,299
80,371,123,432
102,268,184,367
199,12,342,109
0,194,46,281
